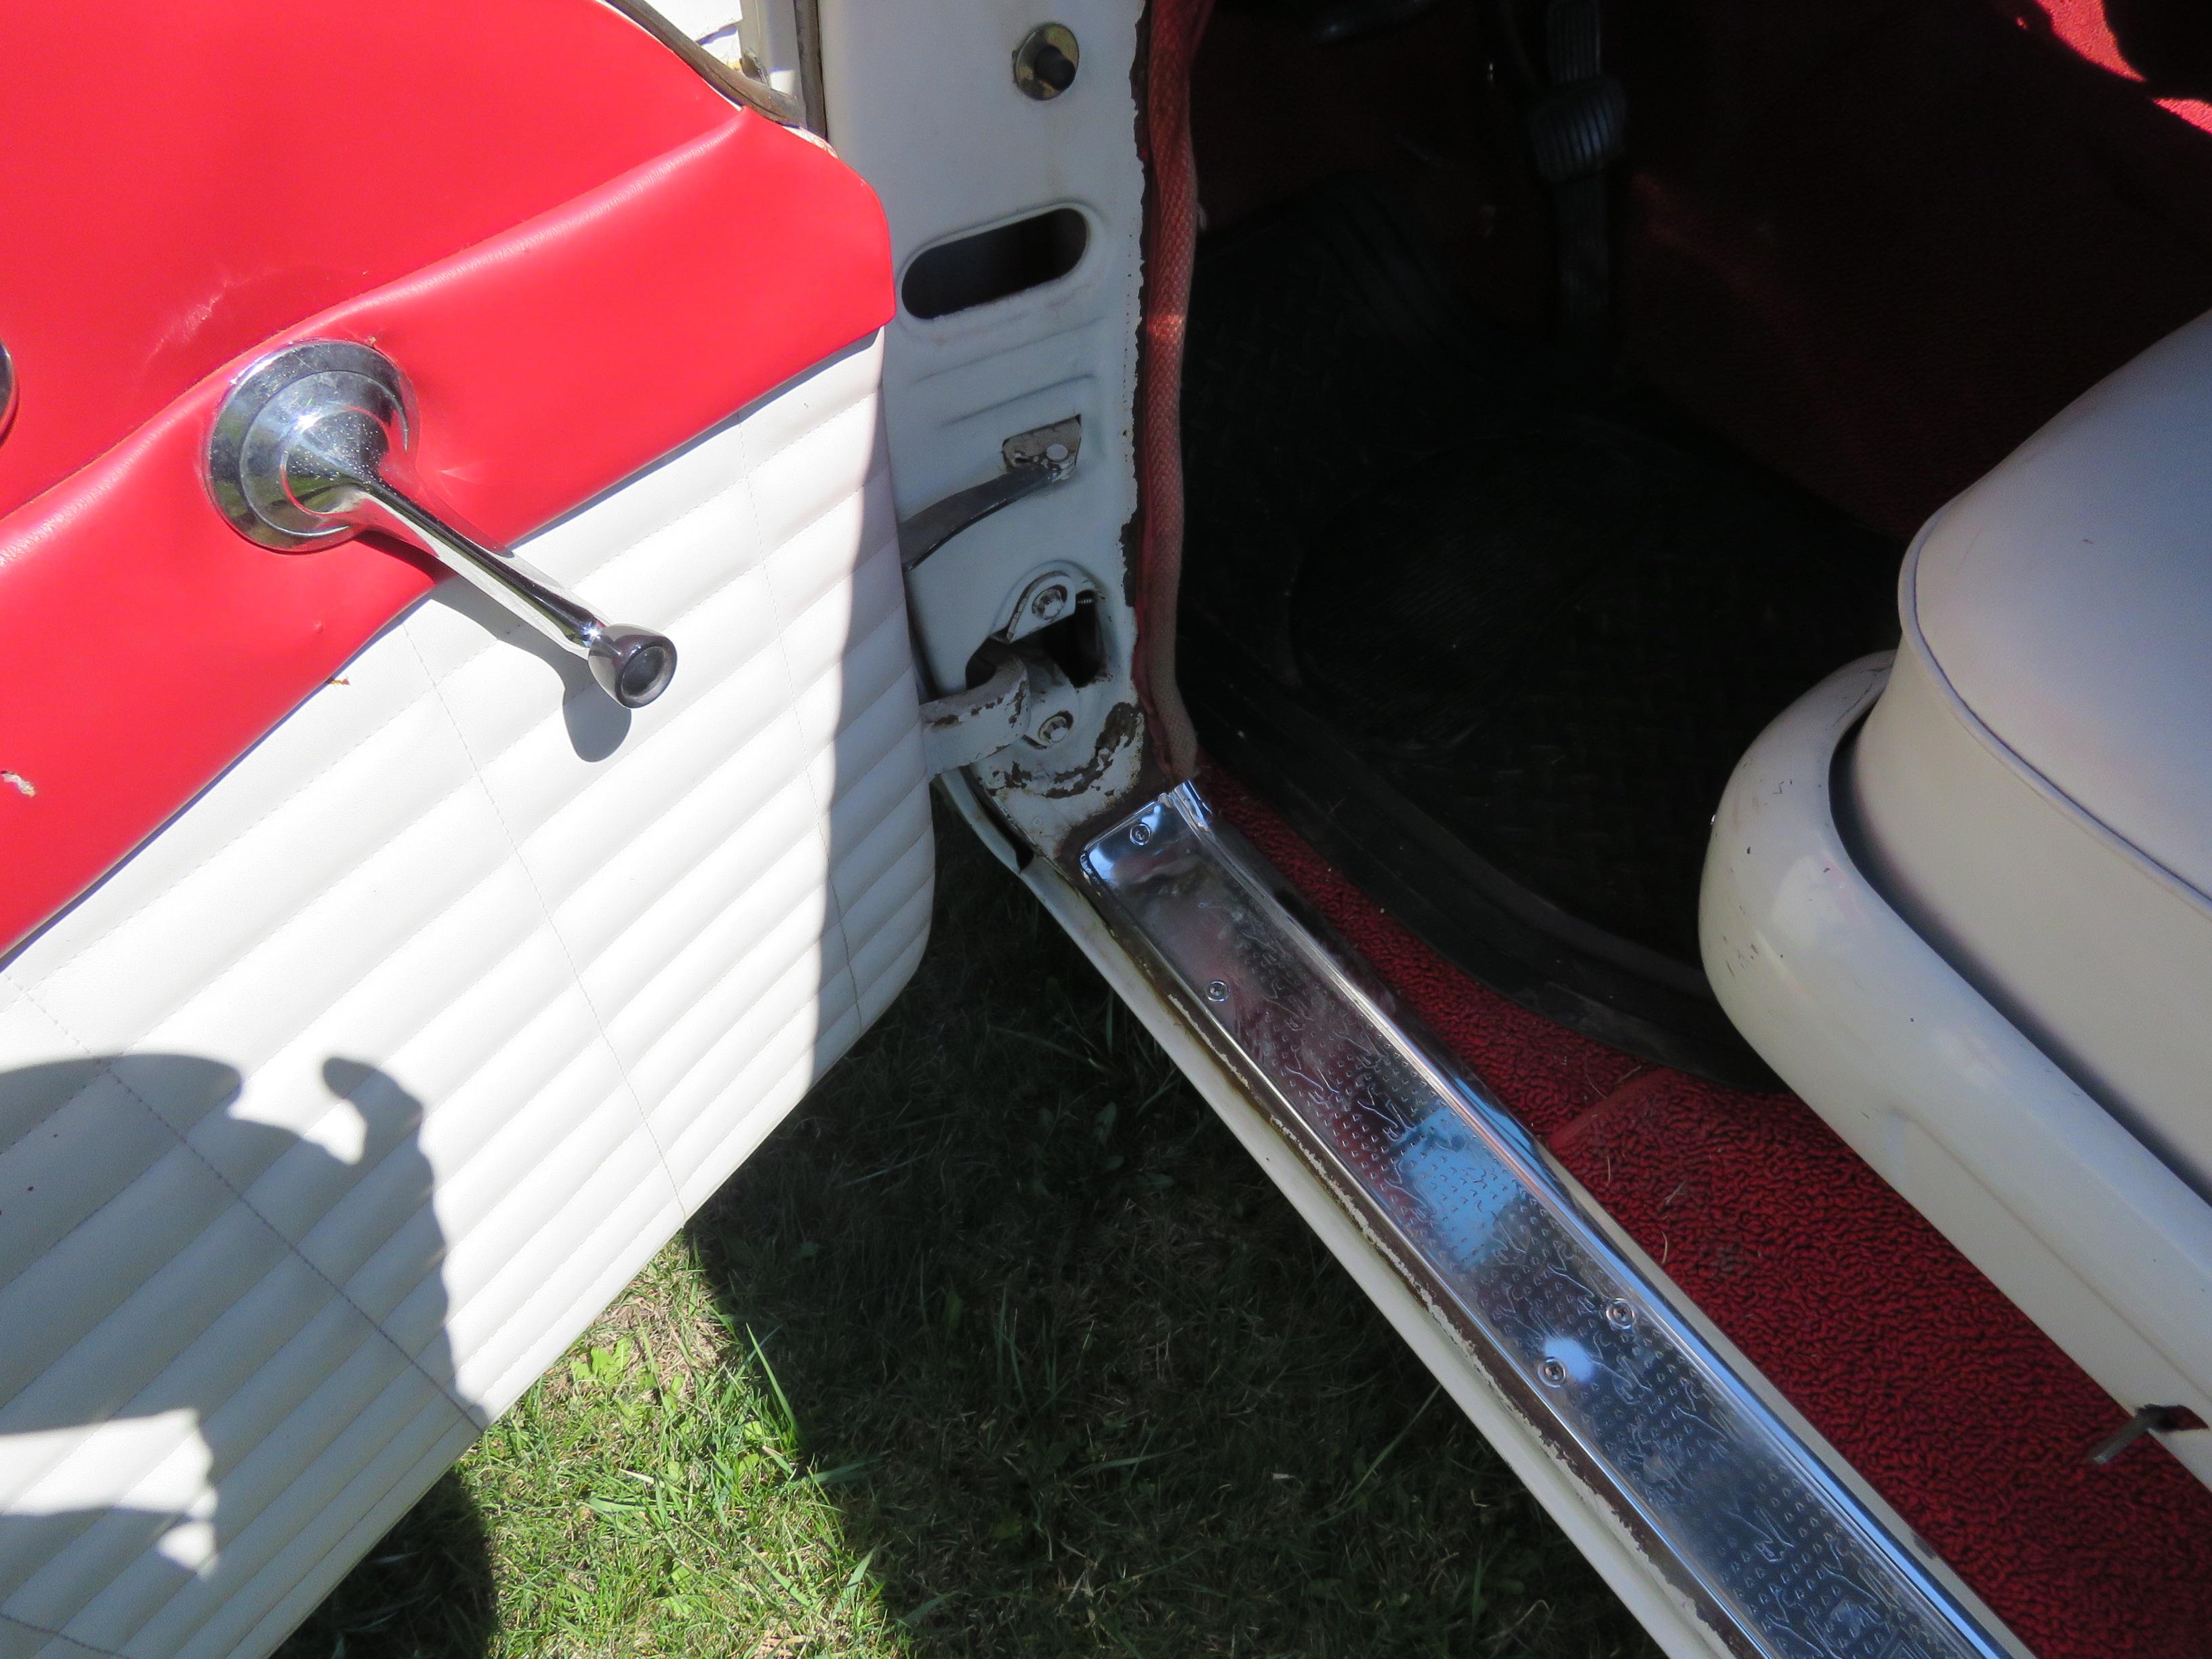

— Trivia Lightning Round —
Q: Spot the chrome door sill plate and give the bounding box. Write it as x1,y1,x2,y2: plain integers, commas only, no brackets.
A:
1079,785,2009,1659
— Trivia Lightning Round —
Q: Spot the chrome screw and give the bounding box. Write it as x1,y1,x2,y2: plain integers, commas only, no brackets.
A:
1129,821,1151,846
1013,23,1080,100
1031,583,1070,621
1205,980,1230,1003
1538,1357,1568,1387
1605,1298,1636,1331
1036,711,1075,745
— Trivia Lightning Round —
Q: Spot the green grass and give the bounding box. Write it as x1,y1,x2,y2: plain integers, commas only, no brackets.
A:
281,798,1660,1659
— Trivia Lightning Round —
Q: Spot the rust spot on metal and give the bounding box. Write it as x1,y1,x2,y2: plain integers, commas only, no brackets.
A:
1037,699,1141,800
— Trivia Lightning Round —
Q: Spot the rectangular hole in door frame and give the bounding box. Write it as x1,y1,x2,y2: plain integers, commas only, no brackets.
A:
901,207,1089,321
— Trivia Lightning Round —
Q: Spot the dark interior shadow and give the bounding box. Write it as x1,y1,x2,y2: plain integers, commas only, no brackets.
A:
0,1056,493,1659
269,1471,492,1659
1993,0,2212,101
2104,0,2212,98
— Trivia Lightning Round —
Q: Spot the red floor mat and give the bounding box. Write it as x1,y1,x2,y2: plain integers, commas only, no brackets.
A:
1208,769,2212,1659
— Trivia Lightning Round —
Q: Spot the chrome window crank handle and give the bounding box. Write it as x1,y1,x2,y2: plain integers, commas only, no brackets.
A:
207,340,676,708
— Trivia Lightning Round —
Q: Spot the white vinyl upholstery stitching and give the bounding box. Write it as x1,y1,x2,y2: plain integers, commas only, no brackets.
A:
0,335,930,1659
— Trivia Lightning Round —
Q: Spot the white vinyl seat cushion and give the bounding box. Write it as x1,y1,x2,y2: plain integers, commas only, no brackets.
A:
1847,310,2212,1198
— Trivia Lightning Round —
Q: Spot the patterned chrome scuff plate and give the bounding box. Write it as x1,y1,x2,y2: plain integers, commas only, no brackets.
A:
1079,784,2009,1659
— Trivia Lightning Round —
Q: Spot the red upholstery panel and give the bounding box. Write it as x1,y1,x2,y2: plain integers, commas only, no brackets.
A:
0,5,893,959
0,3,737,517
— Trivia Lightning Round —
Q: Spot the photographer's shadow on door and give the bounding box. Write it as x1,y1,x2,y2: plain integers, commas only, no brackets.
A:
0,1055,492,1658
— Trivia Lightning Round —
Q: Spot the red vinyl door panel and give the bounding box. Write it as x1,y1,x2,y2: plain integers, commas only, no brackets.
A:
0,14,924,1653
0,4,731,514
0,1,895,957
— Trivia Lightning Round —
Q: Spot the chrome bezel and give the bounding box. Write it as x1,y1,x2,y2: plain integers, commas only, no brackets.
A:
206,339,410,552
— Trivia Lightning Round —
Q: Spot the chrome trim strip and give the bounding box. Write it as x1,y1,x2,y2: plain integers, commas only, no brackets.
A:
600,0,807,128
1078,783,2012,1659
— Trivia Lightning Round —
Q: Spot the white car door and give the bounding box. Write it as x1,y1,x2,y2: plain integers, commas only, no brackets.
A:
0,7,930,1656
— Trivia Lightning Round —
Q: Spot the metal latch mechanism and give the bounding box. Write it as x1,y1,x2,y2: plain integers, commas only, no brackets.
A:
901,415,1098,777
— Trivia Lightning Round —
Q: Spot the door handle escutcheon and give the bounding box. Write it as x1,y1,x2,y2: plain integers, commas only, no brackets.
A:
207,340,677,708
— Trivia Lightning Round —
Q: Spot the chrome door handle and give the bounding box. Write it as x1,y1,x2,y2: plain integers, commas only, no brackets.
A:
207,340,677,708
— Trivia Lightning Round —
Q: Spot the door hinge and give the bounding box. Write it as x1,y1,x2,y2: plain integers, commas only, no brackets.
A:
919,643,1082,775
915,562,1101,775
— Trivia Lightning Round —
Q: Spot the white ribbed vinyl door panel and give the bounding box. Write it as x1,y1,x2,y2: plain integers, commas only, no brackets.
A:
0,335,931,1659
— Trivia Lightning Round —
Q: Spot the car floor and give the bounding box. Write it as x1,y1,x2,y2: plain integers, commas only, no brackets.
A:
1212,769,2212,1659
1179,173,1898,1082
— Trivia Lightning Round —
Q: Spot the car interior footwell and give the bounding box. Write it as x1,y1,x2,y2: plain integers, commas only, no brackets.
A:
1174,3,2212,1654
1180,174,1897,1084
1212,771,2212,1659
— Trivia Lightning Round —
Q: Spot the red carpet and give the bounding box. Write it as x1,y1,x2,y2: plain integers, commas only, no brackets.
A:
1209,769,2212,1659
